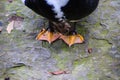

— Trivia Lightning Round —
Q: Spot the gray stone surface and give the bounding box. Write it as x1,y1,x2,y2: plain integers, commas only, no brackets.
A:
0,0,120,80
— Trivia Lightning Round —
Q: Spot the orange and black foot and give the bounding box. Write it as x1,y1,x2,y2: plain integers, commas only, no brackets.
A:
60,34,84,47
36,28,60,44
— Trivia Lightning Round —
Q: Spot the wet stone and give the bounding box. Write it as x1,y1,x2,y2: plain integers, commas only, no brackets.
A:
0,0,120,80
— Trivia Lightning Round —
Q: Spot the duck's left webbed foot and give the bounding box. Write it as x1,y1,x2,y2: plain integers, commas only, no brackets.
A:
60,32,84,47
60,22,84,46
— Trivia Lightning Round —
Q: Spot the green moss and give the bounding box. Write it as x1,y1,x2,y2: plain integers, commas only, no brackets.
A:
73,60,81,67
0,38,6,45
88,39,111,51
101,29,109,35
53,53,70,69
77,25,88,36
73,56,91,67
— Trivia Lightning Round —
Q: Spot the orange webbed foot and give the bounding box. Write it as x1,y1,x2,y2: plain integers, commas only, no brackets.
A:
60,34,84,47
36,28,60,44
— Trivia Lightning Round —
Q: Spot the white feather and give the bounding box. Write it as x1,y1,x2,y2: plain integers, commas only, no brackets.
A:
45,0,69,21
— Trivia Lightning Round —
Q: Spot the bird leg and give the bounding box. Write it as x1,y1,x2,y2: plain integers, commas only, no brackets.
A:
36,22,60,44
36,21,84,46
60,22,84,46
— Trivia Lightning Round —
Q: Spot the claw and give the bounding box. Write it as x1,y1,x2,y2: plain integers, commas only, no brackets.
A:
60,34,84,47
36,28,60,44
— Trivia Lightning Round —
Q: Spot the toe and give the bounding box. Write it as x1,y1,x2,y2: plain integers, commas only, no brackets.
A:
60,34,84,46
36,29,60,44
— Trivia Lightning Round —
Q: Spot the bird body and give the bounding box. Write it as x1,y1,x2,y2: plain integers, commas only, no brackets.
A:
22,0,99,46
22,0,99,22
